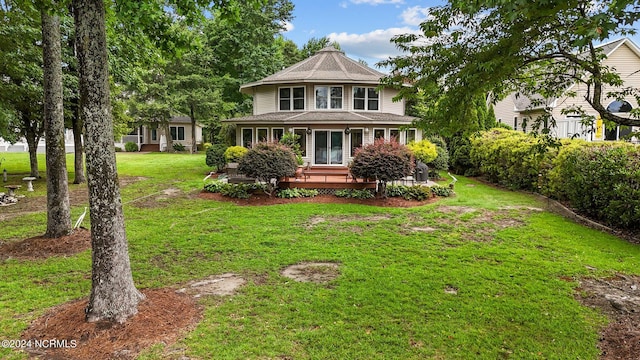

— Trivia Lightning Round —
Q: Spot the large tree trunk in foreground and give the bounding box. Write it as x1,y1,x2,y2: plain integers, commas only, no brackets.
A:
73,0,143,324
42,8,72,238
190,104,196,154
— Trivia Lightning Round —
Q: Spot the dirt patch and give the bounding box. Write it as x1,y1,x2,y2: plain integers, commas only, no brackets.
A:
129,187,186,209
281,262,340,283
21,288,202,360
176,273,246,298
574,274,640,359
437,205,477,214
198,192,437,208
0,227,91,261
306,214,394,229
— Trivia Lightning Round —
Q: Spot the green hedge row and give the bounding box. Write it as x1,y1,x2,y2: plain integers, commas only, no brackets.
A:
469,128,640,229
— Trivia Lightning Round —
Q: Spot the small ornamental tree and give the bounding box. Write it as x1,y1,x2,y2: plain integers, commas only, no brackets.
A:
238,142,297,196
349,138,415,197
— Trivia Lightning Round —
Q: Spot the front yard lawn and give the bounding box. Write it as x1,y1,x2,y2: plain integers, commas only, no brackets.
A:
1,152,639,359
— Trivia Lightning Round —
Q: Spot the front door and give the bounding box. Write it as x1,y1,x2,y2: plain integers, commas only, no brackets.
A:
314,131,343,165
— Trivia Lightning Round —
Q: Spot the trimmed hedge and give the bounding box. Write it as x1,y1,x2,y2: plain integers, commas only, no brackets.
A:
469,128,640,229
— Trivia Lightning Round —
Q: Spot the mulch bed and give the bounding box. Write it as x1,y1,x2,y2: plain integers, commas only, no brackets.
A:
0,227,91,260
22,288,202,360
197,191,438,207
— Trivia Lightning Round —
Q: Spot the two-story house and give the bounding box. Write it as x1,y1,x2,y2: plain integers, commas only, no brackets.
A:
225,46,420,167
494,38,640,142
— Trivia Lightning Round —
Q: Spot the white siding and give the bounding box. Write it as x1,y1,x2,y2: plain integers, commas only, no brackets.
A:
381,88,404,115
254,86,277,115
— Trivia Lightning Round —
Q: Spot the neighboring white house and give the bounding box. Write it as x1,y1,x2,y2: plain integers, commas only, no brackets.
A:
115,116,204,152
224,46,420,167
494,38,640,142
0,129,75,153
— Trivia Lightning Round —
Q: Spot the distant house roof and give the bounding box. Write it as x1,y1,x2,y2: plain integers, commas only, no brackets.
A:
240,47,386,94
224,111,416,125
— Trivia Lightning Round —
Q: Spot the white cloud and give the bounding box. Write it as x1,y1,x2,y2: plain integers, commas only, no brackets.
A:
282,21,294,33
400,6,433,26
350,0,405,5
339,1,348,8
328,27,421,64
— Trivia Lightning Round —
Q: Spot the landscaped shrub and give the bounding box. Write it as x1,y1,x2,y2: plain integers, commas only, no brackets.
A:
206,144,228,171
276,188,318,199
349,138,415,197
387,184,432,201
431,185,454,197
172,143,186,152
334,188,375,199
547,142,640,228
447,132,478,176
469,128,555,191
224,146,248,163
203,180,266,199
124,142,138,152
238,142,297,196
425,135,450,178
407,140,438,164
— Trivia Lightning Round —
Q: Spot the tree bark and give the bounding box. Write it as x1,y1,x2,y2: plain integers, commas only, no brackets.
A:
72,109,86,184
22,113,40,178
190,103,196,154
73,0,143,324
42,8,72,238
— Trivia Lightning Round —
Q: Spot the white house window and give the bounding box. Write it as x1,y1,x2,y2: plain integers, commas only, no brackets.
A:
390,129,399,141
151,129,157,141
257,128,268,142
272,128,284,141
350,129,363,157
241,128,253,148
315,86,343,109
353,87,379,110
405,129,416,144
293,128,307,156
373,128,385,140
605,100,633,140
279,87,305,111
170,126,185,141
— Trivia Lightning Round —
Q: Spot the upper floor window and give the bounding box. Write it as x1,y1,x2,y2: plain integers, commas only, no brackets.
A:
279,87,305,111
353,87,379,111
607,100,632,113
315,86,343,110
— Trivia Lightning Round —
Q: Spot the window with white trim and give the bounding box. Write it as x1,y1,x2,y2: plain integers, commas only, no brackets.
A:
373,128,385,140
170,126,185,141
405,129,416,144
389,129,400,141
272,128,284,141
257,128,268,142
350,129,363,157
241,128,253,148
353,87,379,110
315,86,343,109
279,87,305,111
293,128,307,156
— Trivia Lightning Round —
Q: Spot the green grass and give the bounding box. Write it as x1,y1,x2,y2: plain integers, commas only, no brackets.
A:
2,152,639,359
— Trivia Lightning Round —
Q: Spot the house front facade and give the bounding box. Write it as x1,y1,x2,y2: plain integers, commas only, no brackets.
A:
494,38,640,143
225,46,420,167
116,116,203,152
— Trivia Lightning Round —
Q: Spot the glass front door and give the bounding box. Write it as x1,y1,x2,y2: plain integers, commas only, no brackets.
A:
314,131,343,165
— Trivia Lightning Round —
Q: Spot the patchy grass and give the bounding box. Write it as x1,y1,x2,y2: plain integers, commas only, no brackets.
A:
1,153,640,359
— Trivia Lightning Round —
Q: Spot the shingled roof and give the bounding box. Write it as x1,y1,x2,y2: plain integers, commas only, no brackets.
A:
240,47,385,94
224,111,416,125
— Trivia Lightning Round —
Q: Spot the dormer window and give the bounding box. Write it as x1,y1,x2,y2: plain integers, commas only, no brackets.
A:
353,87,379,111
279,87,305,111
315,86,343,110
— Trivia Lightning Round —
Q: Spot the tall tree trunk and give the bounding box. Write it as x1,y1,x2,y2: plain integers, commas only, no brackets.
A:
23,114,40,178
42,8,72,237
72,108,86,184
190,103,196,154
163,121,173,152
73,0,143,324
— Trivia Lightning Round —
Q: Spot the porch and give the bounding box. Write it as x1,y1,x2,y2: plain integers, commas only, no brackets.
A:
280,166,376,190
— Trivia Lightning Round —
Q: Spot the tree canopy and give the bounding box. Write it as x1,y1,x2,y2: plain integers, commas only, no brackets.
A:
380,0,640,131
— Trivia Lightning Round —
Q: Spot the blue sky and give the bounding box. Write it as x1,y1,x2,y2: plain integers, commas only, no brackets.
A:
282,0,444,70
281,0,640,72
